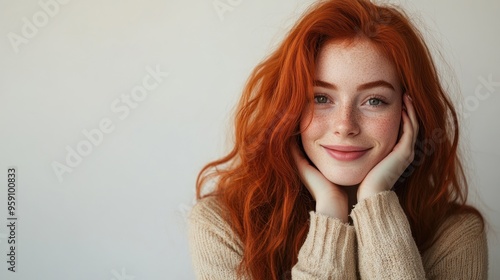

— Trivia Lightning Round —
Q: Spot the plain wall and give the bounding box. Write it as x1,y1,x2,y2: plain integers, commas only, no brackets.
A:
0,0,498,279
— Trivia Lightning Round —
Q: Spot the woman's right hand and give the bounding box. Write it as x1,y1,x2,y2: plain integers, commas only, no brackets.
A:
291,141,349,223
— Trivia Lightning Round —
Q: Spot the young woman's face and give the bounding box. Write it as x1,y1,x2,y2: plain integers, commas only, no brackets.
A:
300,39,403,186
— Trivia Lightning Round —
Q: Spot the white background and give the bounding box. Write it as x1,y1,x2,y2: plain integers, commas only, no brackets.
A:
0,0,498,279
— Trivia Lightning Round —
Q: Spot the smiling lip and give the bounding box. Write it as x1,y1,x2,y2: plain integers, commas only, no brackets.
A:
322,145,371,161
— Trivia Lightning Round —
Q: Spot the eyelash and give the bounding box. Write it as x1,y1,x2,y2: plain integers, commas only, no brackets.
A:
365,95,388,107
313,94,331,104
313,94,388,107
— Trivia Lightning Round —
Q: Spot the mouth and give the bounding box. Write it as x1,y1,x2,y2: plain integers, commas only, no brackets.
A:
321,145,371,161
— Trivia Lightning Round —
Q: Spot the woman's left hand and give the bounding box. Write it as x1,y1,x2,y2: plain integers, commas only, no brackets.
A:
357,93,419,201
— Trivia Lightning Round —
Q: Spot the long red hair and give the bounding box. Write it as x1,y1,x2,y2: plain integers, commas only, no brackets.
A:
196,0,483,279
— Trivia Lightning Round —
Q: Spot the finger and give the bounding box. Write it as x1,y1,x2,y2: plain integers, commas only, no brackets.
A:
291,141,315,182
401,107,412,133
400,95,415,148
291,141,308,169
291,142,318,198
404,94,419,145
399,107,414,148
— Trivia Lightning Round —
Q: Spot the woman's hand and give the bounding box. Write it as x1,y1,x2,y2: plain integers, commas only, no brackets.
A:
292,142,349,222
357,94,419,201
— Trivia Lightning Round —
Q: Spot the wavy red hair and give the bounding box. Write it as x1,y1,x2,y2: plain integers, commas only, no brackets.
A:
196,0,484,279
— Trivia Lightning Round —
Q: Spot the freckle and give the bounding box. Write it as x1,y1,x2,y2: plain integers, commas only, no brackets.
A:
374,118,396,133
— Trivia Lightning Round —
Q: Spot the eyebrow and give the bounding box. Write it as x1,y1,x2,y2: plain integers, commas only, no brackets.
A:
313,79,396,91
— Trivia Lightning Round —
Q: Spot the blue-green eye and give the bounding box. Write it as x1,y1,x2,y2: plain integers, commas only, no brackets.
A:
314,95,329,104
367,98,383,106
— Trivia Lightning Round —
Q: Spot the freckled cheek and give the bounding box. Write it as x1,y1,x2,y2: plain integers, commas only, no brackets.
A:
300,113,330,140
366,114,401,147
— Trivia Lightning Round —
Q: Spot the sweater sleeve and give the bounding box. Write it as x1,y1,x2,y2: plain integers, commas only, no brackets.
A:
188,197,248,280
291,211,357,279
350,191,488,280
188,196,357,279
422,211,488,279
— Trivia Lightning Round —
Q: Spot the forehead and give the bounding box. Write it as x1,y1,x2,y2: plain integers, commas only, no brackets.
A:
315,39,399,87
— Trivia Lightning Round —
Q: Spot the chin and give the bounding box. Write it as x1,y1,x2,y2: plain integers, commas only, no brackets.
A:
324,172,364,187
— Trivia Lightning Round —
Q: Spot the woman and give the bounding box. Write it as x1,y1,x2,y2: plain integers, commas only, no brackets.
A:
189,0,488,279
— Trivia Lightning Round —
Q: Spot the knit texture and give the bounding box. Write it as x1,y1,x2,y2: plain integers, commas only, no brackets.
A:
188,191,488,279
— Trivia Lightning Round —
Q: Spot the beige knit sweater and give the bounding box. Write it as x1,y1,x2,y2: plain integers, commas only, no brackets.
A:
188,191,488,279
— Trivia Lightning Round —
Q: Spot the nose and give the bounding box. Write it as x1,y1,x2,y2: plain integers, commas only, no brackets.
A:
332,104,360,137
